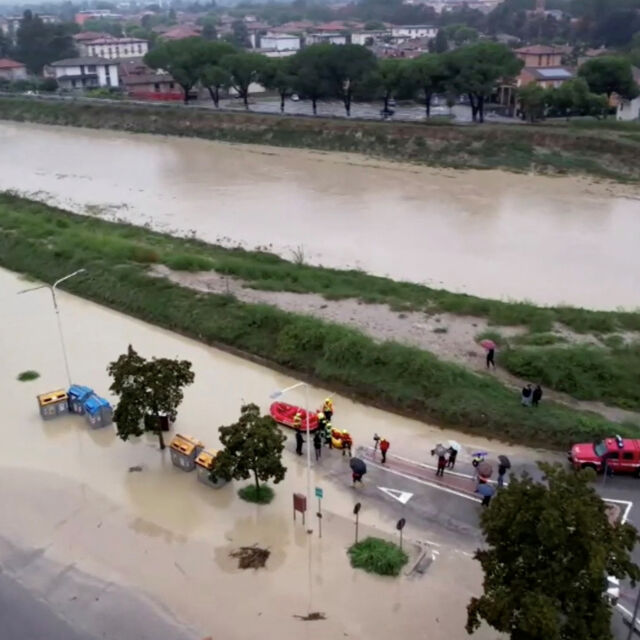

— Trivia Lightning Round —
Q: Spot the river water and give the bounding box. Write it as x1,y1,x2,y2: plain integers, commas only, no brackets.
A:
1,120,639,310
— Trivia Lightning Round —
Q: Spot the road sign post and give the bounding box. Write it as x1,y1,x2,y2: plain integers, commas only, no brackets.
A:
353,502,361,544
315,487,323,539
293,492,307,526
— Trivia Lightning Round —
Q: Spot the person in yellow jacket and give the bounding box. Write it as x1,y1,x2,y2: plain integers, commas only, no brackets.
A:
341,429,352,457
322,398,334,422
293,411,302,430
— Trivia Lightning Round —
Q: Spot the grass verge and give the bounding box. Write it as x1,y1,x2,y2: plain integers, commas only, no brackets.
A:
17,370,40,381
238,485,275,504
348,537,408,577
0,193,637,448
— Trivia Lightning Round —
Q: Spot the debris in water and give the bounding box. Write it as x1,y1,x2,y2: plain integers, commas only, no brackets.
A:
128,465,143,472
230,545,270,569
294,612,326,621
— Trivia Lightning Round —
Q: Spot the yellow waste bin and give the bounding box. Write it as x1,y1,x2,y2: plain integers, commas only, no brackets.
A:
169,434,203,471
195,449,227,488
37,390,69,420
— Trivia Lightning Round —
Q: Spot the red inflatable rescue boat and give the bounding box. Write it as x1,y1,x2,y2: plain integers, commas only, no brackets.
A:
270,402,319,432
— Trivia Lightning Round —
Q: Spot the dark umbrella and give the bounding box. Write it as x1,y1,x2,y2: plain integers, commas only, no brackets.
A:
350,457,367,475
477,461,493,479
498,455,511,469
476,483,495,498
434,444,447,457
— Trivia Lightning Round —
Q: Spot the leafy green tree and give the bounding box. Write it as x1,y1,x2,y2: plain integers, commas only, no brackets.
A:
432,28,449,53
220,52,265,108
289,44,332,115
368,58,408,113
201,64,229,107
202,22,217,41
82,18,124,37
409,53,449,118
108,345,195,450
322,43,377,116
260,57,295,113
210,403,287,495
15,11,78,74
145,37,211,103
549,77,589,119
225,19,250,49
447,41,523,122
517,83,549,122
579,55,640,99
0,31,12,58
467,463,640,640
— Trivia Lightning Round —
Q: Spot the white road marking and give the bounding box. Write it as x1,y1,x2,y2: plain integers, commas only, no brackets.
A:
378,486,414,504
366,459,482,503
604,498,633,524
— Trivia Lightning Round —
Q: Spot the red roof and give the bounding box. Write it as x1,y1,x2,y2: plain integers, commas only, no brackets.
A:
74,31,114,42
0,58,25,70
158,25,201,40
515,44,565,55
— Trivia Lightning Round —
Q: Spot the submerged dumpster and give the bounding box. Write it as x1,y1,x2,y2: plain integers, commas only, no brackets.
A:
195,449,227,488
67,385,93,415
37,390,69,420
169,434,204,471
83,394,113,429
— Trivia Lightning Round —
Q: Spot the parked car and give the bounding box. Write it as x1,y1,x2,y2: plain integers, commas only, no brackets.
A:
568,435,640,476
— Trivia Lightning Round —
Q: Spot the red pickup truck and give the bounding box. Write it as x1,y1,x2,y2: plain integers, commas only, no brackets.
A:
568,436,640,476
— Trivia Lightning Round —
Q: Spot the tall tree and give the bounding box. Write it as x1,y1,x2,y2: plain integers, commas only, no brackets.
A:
0,31,12,58
517,83,548,122
145,37,212,104
225,19,250,49
369,58,408,114
210,403,287,495
260,57,295,113
409,53,449,118
220,52,265,108
200,64,229,107
289,44,332,115
447,41,523,122
467,463,640,640
322,43,377,116
579,56,640,99
108,345,195,450
432,28,449,53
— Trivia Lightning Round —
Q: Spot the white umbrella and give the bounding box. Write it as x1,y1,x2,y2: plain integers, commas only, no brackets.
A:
447,440,461,452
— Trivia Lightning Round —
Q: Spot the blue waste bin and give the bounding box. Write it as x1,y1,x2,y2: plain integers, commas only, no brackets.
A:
83,395,113,429
67,385,94,415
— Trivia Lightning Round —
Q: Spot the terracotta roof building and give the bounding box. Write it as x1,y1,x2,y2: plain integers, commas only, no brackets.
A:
0,57,27,81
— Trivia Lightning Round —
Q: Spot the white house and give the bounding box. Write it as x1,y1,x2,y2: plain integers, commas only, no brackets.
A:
305,32,347,45
79,37,149,60
616,68,640,122
390,25,438,40
259,33,300,53
350,30,389,46
49,57,120,90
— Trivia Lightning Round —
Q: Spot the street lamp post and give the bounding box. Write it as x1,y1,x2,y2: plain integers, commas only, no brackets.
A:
270,381,312,529
18,269,86,388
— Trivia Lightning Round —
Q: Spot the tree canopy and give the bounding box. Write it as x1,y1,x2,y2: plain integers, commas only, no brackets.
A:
409,53,450,117
467,463,640,640
220,51,266,108
578,55,640,99
107,345,195,450
210,403,287,493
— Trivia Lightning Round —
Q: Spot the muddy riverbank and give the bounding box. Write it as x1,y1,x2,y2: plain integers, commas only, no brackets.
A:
1,119,640,309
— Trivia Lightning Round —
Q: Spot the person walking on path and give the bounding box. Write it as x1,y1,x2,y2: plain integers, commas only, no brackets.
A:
481,494,492,507
295,430,304,456
497,464,507,489
532,384,543,407
436,454,447,477
322,398,334,422
379,437,389,463
486,347,496,370
521,384,532,407
352,471,364,485
313,431,322,461
341,430,353,457
447,446,458,469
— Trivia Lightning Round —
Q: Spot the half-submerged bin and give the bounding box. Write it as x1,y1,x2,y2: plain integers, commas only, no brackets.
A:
83,395,113,429
169,434,204,471
67,385,93,415
37,390,69,420
195,449,227,488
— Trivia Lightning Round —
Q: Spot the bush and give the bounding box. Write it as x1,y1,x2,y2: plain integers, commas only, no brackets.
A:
39,78,58,93
348,537,408,577
512,332,566,346
238,484,274,504
163,253,215,272
17,370,39,381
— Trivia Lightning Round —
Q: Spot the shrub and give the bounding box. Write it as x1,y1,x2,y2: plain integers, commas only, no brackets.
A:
17,370,39,381
238,484,274,504
348,537,408,577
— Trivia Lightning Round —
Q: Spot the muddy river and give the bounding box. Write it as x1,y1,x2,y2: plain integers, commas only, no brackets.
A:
1,120,639,310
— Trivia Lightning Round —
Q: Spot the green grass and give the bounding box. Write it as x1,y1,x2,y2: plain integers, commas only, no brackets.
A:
512,332,567,347
0,193,637,448
500,343,640,411
17,370,39,381
348,537,409,577
238,484,275,504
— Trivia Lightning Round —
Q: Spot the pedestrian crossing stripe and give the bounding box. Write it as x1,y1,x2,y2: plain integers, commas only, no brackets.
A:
378,487,413,504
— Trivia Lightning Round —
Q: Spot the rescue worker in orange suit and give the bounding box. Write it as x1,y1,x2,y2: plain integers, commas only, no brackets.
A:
341,430,352,457
379,437,390,464
322,398,334,422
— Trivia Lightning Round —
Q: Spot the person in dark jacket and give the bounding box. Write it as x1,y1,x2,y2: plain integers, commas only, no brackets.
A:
521,384,532,407
447,446,458,469
436,454,447,477
497,464,507,488
532,384,543,407
313,431,322,460
486,347,496,370
295,430,304,456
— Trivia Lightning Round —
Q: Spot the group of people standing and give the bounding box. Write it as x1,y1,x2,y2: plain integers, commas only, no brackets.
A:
294,398,354,460
521,383,543,407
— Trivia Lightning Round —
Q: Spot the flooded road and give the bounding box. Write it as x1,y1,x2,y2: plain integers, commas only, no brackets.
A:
1,120,640,309
0,266,529,640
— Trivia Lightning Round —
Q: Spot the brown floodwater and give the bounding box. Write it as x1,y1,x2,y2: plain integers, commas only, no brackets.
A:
1,120,639,310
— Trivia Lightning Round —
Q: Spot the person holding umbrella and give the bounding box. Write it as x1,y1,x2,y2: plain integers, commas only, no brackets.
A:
447,441,460,469
350,457,367,484
497,455,511,488
476,482,495,507
480,339,497,370
432,444,448,477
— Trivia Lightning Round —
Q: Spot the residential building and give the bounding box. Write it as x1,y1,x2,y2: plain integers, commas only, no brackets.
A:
157,25,201,41
1,16,23,40
75,10,123,26
305,32,347,45
390,25,438,40
48,57,120,90
350,30,390,46
616,67,640,122
120,59,181,101
518,66,574,89
514,44,565,68
79,37,149,60
0,58,27,81
245,21,270,49
74,31,113,43
259,33,300,53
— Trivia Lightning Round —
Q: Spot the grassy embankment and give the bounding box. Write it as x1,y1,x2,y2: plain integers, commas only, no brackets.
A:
1,96,640,181
1,193,638,448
